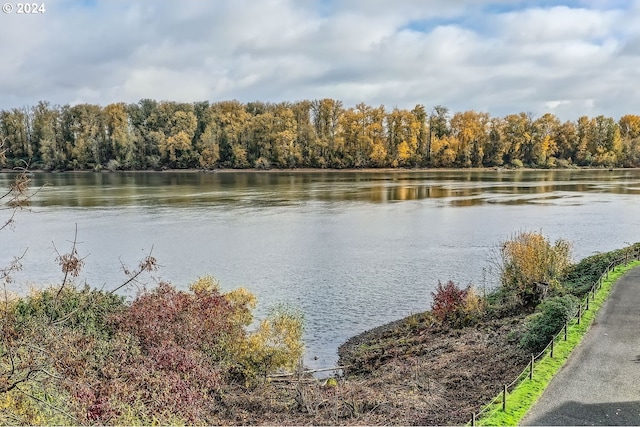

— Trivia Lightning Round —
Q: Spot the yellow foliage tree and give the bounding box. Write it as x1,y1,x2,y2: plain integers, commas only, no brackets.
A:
370,141,387,166
397,141,411,164
196,125,220,169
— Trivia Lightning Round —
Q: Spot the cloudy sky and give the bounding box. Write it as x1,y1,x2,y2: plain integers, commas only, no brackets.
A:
1,0,639,120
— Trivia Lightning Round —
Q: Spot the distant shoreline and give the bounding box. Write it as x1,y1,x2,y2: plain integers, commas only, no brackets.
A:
0,165,630,174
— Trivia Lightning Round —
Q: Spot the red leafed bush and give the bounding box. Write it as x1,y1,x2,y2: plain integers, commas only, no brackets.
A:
430,280,484,328
111,281,242,355
431,280,469,326
63,332,223,425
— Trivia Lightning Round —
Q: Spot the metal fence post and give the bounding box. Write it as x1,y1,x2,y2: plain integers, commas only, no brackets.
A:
564,322,567,341
586,294,589,311
472,412,475,426
550,339,554,358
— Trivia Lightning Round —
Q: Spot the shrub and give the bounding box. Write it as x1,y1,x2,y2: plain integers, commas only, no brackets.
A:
254,156,271,170
561,243,640,297
232,304,305,381
0,379,75,425
497,231,572,306
520,295,578,352
462,286,485,323
545,156,557,168
485,287,522,318
431,281,484,328
55,329,218,425
106,159,121,171
112,278,304,383
2,274,305,424
13,285,126,338
111,281,240,355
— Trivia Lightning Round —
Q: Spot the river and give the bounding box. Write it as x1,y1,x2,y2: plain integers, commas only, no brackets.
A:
1,169,639,369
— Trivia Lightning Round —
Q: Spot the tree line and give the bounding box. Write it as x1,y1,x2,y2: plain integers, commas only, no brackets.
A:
1,99,640,171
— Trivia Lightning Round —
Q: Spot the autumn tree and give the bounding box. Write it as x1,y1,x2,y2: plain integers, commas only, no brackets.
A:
553,120,578,164
246,103,300,168
338,103,386,167
386,107,420,167
428,105,450,166
30,102,67,170
619,114,640,140
531,113,560,167
449,110,489,167
502,113,535,166
483,117,506,167
619,114,640,167
367,105,387,167
159,109,197,168
575,115,622,167
67,104,104,169
195,124,220,169
209,101,250,168
411,104,429,165
575,115,593,165
311,99,343,167
339,104,366,167
127,99,162,168
0,108,31,168
103,103,134,169
290,100,317,167
592,115,622,167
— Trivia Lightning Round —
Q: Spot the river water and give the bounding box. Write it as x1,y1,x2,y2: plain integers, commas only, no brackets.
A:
1,169,640,369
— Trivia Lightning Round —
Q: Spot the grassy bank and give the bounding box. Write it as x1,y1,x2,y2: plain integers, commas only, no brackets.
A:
475,260,640,426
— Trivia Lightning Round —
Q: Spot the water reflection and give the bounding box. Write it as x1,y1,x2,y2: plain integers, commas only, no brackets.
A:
3,169,639,209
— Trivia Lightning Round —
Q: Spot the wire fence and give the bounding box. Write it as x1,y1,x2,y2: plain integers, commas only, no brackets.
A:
469,247,640,426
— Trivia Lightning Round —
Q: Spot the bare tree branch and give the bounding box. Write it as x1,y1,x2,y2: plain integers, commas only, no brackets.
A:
52,224,87,299
109,246,158,295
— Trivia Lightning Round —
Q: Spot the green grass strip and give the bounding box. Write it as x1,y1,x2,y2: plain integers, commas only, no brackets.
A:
474,260,640,426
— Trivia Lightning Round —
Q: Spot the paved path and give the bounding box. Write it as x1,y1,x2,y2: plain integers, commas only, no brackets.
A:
521,266,640,426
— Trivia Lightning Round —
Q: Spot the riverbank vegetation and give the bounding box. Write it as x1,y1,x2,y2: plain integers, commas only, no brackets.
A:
337,237,640,425
2,99,640,171
1,279,304,425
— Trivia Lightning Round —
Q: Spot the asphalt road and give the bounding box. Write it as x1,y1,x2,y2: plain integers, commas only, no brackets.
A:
521,266,640,426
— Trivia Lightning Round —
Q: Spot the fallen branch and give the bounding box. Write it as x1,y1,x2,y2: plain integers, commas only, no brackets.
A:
268,365,349,378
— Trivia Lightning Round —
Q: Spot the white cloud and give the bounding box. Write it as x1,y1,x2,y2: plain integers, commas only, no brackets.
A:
495,6,620,43
0,0,639,120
